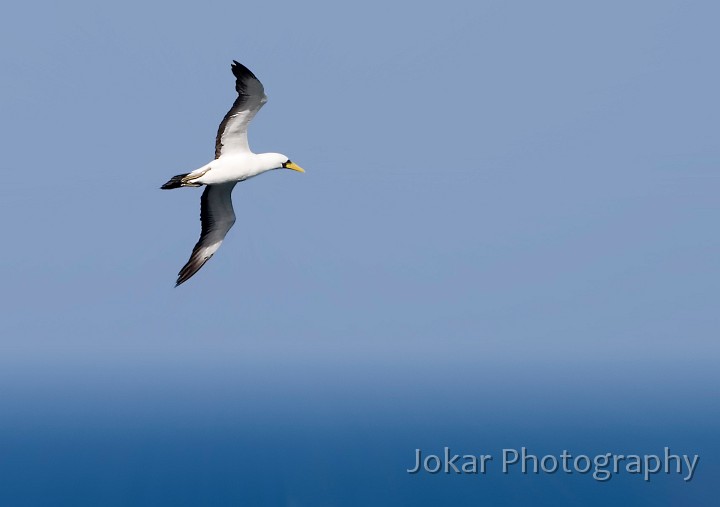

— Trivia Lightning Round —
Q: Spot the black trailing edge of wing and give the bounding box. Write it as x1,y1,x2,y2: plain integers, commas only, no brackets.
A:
175,186,217,286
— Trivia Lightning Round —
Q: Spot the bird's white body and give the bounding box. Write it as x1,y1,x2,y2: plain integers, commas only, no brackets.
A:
188,152,288,185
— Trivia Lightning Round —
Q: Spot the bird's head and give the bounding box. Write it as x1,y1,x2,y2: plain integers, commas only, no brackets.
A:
260,153,304,173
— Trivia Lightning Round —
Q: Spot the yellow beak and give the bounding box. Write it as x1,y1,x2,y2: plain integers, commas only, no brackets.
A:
284,161,305,173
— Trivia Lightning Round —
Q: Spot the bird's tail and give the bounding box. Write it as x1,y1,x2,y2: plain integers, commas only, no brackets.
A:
161,173,192,189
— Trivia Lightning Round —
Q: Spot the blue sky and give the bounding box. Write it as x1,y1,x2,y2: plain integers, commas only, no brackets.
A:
0,1,718,505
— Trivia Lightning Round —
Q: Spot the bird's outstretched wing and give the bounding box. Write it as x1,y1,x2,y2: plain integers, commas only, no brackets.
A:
214,61,268,159
176,182,237,286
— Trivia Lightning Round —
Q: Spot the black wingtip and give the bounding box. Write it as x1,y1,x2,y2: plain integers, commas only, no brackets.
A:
230,60,258,80
174,251,213,287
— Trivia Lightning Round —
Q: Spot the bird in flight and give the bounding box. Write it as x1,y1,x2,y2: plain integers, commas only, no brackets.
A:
162,60,305,286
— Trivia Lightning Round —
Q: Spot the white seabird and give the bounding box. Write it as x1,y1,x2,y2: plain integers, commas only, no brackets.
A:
162,60,305,286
